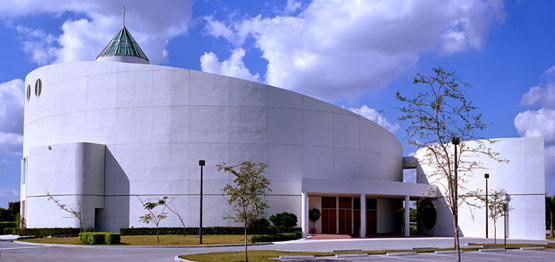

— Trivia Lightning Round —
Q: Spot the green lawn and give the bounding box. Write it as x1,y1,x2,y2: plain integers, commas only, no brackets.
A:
180,244,555,262
19,234,250,246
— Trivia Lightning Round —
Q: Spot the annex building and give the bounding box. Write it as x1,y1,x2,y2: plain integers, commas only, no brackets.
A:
20,24,545,239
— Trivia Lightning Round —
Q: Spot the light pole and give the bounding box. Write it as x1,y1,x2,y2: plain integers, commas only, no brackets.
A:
504,193,510,246
485,173,489,239
199,160,205,244
452,137,460,261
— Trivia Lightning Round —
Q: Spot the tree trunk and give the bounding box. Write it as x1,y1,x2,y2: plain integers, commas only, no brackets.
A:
493,221,497,244
244,224,248,262
156,227,160,243
453,212,460,262
550,217,554,238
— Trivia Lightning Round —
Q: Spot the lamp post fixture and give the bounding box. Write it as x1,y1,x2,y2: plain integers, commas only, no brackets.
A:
485,173,489,239
199,160,205,244
452,137,460,261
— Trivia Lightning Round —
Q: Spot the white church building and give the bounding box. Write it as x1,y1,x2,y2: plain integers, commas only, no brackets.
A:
20,24,545,239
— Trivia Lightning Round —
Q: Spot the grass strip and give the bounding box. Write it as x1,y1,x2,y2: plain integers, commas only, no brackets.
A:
179,244,555,262
19,235,250,246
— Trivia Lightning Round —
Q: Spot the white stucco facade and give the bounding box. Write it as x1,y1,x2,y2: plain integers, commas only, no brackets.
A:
415,137,546,240
19,26,545,237
21,61,434,234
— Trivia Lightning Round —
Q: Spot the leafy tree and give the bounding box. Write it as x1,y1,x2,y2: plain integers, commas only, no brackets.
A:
0,201,20,222
394,67,506,261
218,160,271,262
546,194,555,237
269,212,297,233
137,196,169,243
46,190,90,232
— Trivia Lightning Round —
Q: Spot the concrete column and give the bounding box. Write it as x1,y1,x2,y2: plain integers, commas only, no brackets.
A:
360,194,366,237
405,195,410,237
301,192,308,238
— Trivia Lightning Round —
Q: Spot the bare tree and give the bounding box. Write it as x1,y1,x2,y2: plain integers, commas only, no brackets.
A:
394,67,507,261
45,190,90,232
161,196,187,236
472,188,512,244
136,195,169,243
218,160,271,262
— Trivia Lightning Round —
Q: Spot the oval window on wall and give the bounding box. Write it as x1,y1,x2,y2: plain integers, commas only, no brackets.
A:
26,84,31,101
35,78,42,97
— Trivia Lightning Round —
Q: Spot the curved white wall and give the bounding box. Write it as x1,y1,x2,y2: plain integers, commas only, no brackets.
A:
22,61,403,232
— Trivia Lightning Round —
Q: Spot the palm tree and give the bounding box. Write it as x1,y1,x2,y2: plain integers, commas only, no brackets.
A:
546,194,555,238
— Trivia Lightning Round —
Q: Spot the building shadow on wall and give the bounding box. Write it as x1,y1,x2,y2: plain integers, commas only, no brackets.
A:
96,147,130,233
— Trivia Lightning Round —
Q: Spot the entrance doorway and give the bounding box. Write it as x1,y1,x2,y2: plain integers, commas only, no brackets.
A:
320,196,365,235
321,197,336,234
366,199,377,234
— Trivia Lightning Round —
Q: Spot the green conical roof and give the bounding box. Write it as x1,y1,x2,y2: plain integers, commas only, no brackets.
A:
97,25,149,62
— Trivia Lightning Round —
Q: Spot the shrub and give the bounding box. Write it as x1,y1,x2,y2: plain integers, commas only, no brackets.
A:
105,233,121,244
84,227,97,232
79,232,106,245
3,228,14,235
17,227,80,237
0,222,16,235
269,212,297,233
247,218,272,235
120,226,244,236
78,232,121,245
251,231,302,243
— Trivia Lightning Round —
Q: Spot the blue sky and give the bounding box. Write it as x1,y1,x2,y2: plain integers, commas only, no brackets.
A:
0,0,554,208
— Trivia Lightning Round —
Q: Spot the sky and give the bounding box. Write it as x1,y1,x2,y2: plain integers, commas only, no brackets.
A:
0,0,554,208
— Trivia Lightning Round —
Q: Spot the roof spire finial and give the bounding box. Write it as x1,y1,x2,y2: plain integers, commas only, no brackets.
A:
122,5,126,26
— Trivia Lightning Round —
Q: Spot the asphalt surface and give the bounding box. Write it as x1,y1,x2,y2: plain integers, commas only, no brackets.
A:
1,235,554,262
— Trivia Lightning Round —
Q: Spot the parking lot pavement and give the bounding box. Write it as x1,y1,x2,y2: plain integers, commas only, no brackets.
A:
3,236,555,261
277,249,555,262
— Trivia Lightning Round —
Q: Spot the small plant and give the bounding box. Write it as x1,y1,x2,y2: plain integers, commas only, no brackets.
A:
269,212,297,233
309,208,321,233
137,196,169,243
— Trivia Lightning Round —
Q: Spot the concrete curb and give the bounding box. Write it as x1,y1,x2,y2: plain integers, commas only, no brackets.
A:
174,256,195,262
387,251,417,256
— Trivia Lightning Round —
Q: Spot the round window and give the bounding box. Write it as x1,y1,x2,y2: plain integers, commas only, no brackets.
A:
26,84,31,101
35,78,42,97
421,202,437,230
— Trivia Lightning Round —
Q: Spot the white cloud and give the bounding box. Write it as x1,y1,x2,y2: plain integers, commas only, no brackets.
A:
515,66,555,194
520,83,555,109
0,188,19,197
0,79,24,155
348,105,400,134
202,0,505,102
1,0,193,65
514,109,555,145
200,48,260,82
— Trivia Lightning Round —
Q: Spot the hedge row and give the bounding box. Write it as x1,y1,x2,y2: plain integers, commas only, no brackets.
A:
0,222,16,235
251,231,302,243
4,228,15,235
16,228,81,237
79,232,121,245
120,227,245,236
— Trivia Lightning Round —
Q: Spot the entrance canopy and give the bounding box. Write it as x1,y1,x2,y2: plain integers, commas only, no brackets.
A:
300,178,436,238
302,178,435,199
